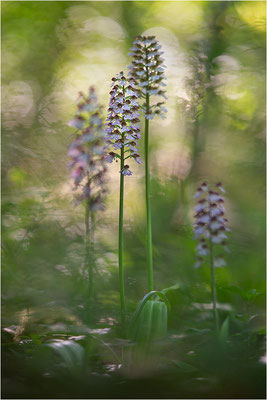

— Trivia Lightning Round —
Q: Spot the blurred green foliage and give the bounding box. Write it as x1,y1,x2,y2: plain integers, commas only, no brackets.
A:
2,1,266,398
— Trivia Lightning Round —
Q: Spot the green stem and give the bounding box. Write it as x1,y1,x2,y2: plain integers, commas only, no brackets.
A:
119,146,126,328
89,212,95,299
85,200,94,300
209,236,219,332
145,93,154,292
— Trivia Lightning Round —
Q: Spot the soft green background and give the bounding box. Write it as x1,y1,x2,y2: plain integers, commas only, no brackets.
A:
2,1,266,398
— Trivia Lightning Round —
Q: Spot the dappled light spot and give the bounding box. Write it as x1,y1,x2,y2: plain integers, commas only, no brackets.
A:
106,364,122,371
192,302,232,311
87,328,110,335
155,144,191,180
83,16,126,40
55,264,71,276
99,317,117,326
66,4,100,25
259,354,266,364
235,2,266,32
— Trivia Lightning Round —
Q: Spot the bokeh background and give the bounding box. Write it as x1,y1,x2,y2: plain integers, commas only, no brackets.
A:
2,1,266,398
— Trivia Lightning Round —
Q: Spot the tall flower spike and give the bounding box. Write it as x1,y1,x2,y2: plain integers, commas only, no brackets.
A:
105,71,142,174
193,182,230,331
105,72,142,330
127,36,169,340
128,35,167,120
128,35,167,293
68,87,108,210
68,87,108,303
193,181,230,267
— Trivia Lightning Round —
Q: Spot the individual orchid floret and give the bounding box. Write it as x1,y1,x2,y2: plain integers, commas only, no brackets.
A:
67,87,108,210
120,165,133,176
105,71,142,175
193,182,229,268
128,35,167,120
194,182,208,198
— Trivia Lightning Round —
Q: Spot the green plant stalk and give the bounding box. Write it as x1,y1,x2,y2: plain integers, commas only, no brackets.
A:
85,200,94,300
89,212,95,298
209,235,219,332
145,93,154,292
119,145,126,328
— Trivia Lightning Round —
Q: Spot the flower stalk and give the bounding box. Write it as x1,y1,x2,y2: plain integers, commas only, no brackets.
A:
193,182,230,331
144,95,153,291
68,87,107,306
209,235,219,332
128,35,167,292
85,206,95,300
105,72,142,327
118,145,126,327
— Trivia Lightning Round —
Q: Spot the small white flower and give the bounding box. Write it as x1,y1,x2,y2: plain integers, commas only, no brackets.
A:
148,51,158,57
196,243,209,256
214,257,226,268
198,214,210,224
126,89,136,96
209,219,222,231
68,117,85,130
148,89,159,95
211,231,227,244
122,104,131,111
210,206,222,217
194,257,203,269
139,81,149,87
194,188,203,199
216,182,226,193
194,225,205,237
151,75,161,82
121,125,131,133
145,61,155,67
208,191,221,202
143,38,152,45
108,133,121,141
125,134,135,140
136,70,146,76
145,113,155,120
159,106,167,113
194,200,207,213
111,118,121,126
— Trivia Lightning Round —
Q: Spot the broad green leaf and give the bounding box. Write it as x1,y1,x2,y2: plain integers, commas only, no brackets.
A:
44,340,84,371
128,290,171,335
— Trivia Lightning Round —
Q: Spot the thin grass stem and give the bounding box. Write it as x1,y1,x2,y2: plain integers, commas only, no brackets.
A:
209,235,219,332
85,200,94,301
89,212,95,299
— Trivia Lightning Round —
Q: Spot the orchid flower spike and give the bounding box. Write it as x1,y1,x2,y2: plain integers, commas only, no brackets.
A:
193,182,230,268
128,35,167,120
105,71,142,175
67,87,108,210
